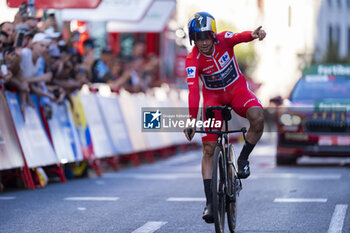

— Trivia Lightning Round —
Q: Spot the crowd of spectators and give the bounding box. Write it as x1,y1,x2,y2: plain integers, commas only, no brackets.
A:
0,6,159,120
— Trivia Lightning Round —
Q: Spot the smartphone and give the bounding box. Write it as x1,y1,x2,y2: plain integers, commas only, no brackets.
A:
73,31,80,43
53,88,60,99
19,2,27,13
1,64,8,76
16,32,24,48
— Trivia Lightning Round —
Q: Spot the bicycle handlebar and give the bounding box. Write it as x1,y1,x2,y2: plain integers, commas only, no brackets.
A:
194,127,247,135
205,105,232,111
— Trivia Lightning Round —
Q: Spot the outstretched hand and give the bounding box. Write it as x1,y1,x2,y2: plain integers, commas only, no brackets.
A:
184,127,195,141
251,26,266,41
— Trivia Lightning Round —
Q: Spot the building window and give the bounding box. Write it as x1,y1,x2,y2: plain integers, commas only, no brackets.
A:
337,0,341,8
329,25,333,46
328,0,332,7
336,25,341,46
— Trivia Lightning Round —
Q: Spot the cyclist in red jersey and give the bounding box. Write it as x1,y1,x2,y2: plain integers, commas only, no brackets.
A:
183,12,266,223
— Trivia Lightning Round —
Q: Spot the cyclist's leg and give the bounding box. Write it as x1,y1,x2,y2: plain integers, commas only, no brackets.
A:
230,77,264,178
245,107,264,144
201,94,223,223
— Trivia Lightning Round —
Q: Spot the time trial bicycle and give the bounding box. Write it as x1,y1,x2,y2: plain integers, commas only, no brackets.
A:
195,105,247,233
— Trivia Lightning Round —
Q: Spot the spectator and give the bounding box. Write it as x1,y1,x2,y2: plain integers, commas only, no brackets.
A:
40,11,58,32
1,46,18,84
0,22,15,46
44,27,61,45
91,47,114,83
14,24,31,48
82,39,95,81
124,56,145,93
143,53,159,88
0,31,8,54
133,41,146,59
108,56,131,92
4,46,33,118
19,32,54,118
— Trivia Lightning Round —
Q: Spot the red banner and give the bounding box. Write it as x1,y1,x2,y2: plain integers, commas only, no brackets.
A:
7,0,102,9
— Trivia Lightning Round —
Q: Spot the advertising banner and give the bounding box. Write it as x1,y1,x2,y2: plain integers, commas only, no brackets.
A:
0,92,24,170
61,0,153,22
5,93,58,168
118,91,148,152
47,102,81,163
145,95,173,149
7,0,102,9
138,95,166,149
96,94,133,154
107,0,176,33
80,93,115,158
69,93,94,160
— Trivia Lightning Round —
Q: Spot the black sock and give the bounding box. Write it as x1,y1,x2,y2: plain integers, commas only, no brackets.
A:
203,179,212,205
238,141,256,161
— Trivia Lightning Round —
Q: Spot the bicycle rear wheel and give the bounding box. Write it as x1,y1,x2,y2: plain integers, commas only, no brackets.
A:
227,144,238,233
212,146,226,233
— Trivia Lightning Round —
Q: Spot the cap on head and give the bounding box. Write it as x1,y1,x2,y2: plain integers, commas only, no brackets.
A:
188,12,217,45
32,32,51,44
45,27,61,39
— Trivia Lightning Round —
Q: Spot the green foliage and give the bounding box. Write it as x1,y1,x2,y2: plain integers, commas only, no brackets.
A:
216,20,257,77
323,40,342,63
235,43,256,77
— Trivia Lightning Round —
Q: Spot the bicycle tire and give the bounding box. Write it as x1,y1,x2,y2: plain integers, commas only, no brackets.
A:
227,144,237,233
212,146,226,233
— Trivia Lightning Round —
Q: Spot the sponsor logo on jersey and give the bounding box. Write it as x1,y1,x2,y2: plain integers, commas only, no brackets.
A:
200,60,238,90
219,52,230,67
186,67,196,78
203,65,214,71
225,31,234,38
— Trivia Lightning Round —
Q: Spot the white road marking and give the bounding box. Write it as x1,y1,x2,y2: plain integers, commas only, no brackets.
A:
77,207,86,211
274,198,327,203
327,204,348,233
104,172,340,180
132,221,167,233
167,197,206,202
64,197,119,201
95,180,106,185
298,174,341,180
251,173,341,180
0,196,16,200
104,173,201,180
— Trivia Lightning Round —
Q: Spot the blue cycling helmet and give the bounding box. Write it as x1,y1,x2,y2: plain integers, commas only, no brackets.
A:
188,12,217,45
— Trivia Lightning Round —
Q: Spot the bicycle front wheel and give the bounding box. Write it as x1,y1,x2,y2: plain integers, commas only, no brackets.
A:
227,144,238,233
212,146,226,233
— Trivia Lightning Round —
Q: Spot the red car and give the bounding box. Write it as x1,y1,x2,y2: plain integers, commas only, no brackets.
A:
276,65,350,165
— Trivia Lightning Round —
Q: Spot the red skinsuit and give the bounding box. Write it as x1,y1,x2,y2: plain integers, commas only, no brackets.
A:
185,31,262,142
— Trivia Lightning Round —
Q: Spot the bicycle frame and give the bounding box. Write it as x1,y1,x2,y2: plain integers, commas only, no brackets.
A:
196,122,246,197
194,106,247,233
